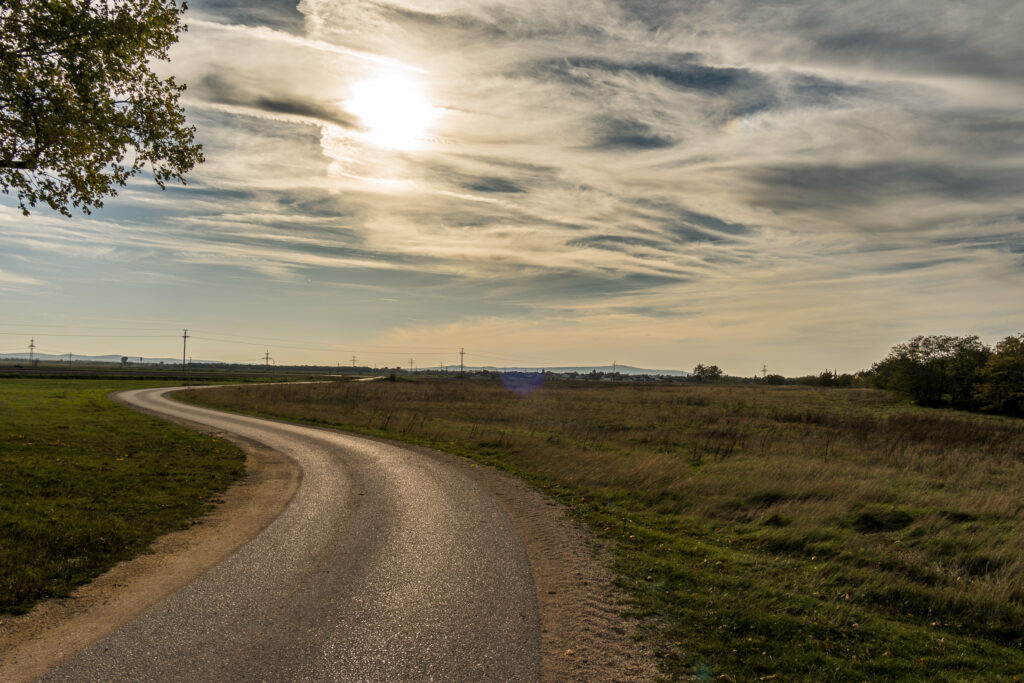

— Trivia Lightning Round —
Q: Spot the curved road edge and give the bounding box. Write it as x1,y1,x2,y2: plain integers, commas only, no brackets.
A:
394,439,661,682
162,386,660,681
0,388,301,682
0,384,658,682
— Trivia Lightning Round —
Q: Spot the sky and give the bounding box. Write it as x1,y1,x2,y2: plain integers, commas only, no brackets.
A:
2,0,1023,375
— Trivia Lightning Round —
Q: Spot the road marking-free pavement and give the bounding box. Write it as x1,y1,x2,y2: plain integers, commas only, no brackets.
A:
41,386,541,682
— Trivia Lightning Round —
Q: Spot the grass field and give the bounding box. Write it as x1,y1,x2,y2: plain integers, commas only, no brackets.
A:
184,378,1024,681
0,379,245,614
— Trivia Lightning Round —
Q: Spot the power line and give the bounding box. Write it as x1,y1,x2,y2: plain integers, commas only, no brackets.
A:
190,329,452,352
1,326,650,371
471,351,593,366
0,325,177,332
191,335,449,356
31,347,81,356
0,327,482,362
0,332,168,338
182,329,189,373
0,329,441,356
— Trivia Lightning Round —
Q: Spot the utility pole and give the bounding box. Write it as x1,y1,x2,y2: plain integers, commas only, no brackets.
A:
612,360,616,374
263,350,272,367
181,329,189,373
409,358,415,373
351,355,357,368
762,364,767,378
28,337,35,363
460,347,465,376
67,352,72,363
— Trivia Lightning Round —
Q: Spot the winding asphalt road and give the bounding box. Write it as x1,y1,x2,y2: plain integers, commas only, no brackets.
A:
42,386,541,682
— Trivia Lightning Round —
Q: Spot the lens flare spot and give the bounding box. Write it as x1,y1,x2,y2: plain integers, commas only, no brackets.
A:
500,371,546,396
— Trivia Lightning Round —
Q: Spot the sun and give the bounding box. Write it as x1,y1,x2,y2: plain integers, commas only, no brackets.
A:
346,72,439,151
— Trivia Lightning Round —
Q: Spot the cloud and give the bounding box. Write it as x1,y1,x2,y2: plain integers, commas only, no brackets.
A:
0,269,43,289
592,117,676,150
744,161,1024,212
190,0,305,34
186,19,422,70
461,177,526,194
3,0,1022,371
191,73,360,129
538,55,758,93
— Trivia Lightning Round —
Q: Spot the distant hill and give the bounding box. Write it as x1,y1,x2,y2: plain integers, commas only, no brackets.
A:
470,364,690,377
0,352,220,365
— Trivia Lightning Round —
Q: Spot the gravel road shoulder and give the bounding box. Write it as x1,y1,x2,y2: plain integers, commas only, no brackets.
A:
409,442,659,682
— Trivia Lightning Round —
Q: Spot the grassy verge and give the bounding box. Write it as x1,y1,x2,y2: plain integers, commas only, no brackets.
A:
183,378,1024,681
0,379,245,615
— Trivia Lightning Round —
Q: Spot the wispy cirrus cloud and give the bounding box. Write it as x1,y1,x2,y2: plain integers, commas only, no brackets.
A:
2,0,1022,372
0,268,43,290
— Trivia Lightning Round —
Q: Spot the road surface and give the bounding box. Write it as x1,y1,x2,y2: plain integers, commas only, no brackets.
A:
42,386,541,682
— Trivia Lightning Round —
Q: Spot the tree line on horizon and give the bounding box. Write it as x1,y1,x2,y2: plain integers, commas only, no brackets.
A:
748,334,1024,417
866,334,1024,416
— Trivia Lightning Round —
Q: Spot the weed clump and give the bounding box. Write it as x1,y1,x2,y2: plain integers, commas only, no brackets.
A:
850,505,915,533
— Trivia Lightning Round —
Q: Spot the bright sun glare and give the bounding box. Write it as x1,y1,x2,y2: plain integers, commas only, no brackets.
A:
346,72,438,151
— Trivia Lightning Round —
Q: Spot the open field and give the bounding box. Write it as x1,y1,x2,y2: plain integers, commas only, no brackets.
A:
0,360,342,382
185,378,1024,681
0,379,245,615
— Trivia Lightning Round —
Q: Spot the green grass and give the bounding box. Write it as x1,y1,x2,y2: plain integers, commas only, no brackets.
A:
0,379,245,614
183,378,1024,681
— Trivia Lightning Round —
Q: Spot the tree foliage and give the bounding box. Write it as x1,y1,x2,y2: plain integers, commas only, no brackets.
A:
870,335,990,407
868,333,1024,416
0,0,202,215
692,363,723,382
794,370,858,388
975,335,1024,416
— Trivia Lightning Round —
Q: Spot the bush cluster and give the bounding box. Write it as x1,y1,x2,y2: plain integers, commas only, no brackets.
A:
869,334,1024,415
